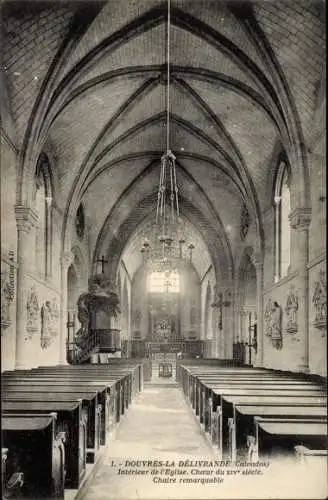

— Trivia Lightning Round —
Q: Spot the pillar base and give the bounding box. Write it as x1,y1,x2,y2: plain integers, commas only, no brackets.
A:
58,357,69,365
297,363,310,374
15,361,31,370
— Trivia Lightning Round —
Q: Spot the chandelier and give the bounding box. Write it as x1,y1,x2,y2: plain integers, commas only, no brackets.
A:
140,0,194,272
156,0,178,239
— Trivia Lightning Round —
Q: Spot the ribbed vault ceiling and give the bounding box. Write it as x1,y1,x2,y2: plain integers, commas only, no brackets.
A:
1,0,325,280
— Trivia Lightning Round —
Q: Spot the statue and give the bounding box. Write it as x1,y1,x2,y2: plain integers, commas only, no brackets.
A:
285,286,298,335
1,275,13,329
312,269,326,330
271,301,282,350
41,301,52,349
264,299,272,337
26,288,39,334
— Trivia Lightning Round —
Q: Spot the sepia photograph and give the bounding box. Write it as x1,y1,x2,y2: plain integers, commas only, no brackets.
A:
0,0,327,499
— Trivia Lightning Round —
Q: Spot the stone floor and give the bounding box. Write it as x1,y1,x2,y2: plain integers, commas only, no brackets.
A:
77,377,327,500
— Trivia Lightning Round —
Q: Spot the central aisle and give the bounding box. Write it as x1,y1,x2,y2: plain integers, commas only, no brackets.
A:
78,382,218,500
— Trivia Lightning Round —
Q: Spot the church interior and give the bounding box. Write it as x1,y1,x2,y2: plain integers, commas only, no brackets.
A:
1,0,327,499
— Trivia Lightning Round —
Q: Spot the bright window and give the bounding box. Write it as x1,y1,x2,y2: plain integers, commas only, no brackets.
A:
274,161,291,281
148,271,179,293
35,168,47,278
280,169,291,277
34,153,52,279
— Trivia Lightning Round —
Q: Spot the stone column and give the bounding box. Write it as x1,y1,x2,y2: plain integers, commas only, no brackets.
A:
45,196,53,279
210,304,219,358
59,251,74,365
234,289,241,343
239,309,247,343
289,208,311,373
15,206,38,369
253,253,264,367
273,196,281,282
223,288,233,359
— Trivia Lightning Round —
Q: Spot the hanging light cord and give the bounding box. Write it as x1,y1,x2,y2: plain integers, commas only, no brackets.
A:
166,0,170,152
156,0,179,235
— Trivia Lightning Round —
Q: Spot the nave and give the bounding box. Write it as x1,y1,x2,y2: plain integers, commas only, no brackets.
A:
1,0,326,498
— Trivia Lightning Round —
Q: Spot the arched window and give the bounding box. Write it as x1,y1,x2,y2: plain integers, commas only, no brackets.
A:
148,271,179,293
35,154,52,279
274,160,291,281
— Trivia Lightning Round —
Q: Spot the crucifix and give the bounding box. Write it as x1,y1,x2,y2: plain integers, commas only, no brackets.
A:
96,255,108,274
164,277,172,294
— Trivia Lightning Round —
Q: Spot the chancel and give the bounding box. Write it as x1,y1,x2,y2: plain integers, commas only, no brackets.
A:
0,0,326,499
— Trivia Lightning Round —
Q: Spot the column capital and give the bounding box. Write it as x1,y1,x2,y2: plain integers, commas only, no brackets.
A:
289,208,311,231
61,251,74,269
15,206,38,233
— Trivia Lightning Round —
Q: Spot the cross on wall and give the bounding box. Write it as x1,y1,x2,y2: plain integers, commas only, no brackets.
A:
96,255,108,274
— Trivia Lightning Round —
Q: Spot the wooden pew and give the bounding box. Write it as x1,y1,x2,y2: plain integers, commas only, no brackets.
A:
65,360,146,391
2,390,100,463
2,400,86,489
196,377,324,418
2,378,110,418
232,404,327,461
27,366,134,415
187,377,325,458
40,371,127,421
106,358,152,384
176,361,253,385
197,381,324,434
181,366,321,410
294,445,328,467
195,376,322,427
2,413,65,499
11,367,132,423
179,364,326,407
31,364,141,401
211,386,326,457
177,365,327,461
253,417,327,460
180,367,267,400
3,375,117,443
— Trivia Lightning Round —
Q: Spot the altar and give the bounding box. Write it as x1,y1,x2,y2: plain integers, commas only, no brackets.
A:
148,291,180,341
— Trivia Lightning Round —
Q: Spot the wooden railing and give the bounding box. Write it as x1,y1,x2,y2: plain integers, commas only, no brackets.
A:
67,329,121,364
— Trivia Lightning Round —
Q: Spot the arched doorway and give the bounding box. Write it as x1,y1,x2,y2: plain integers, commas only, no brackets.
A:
237,250,257,365
66,250,86,362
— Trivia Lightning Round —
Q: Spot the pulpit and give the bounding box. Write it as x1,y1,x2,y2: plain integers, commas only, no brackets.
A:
95,329,121,353
72,275,121,362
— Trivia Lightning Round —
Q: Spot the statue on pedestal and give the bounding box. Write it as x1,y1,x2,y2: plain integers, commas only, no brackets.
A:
271,301,282,350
